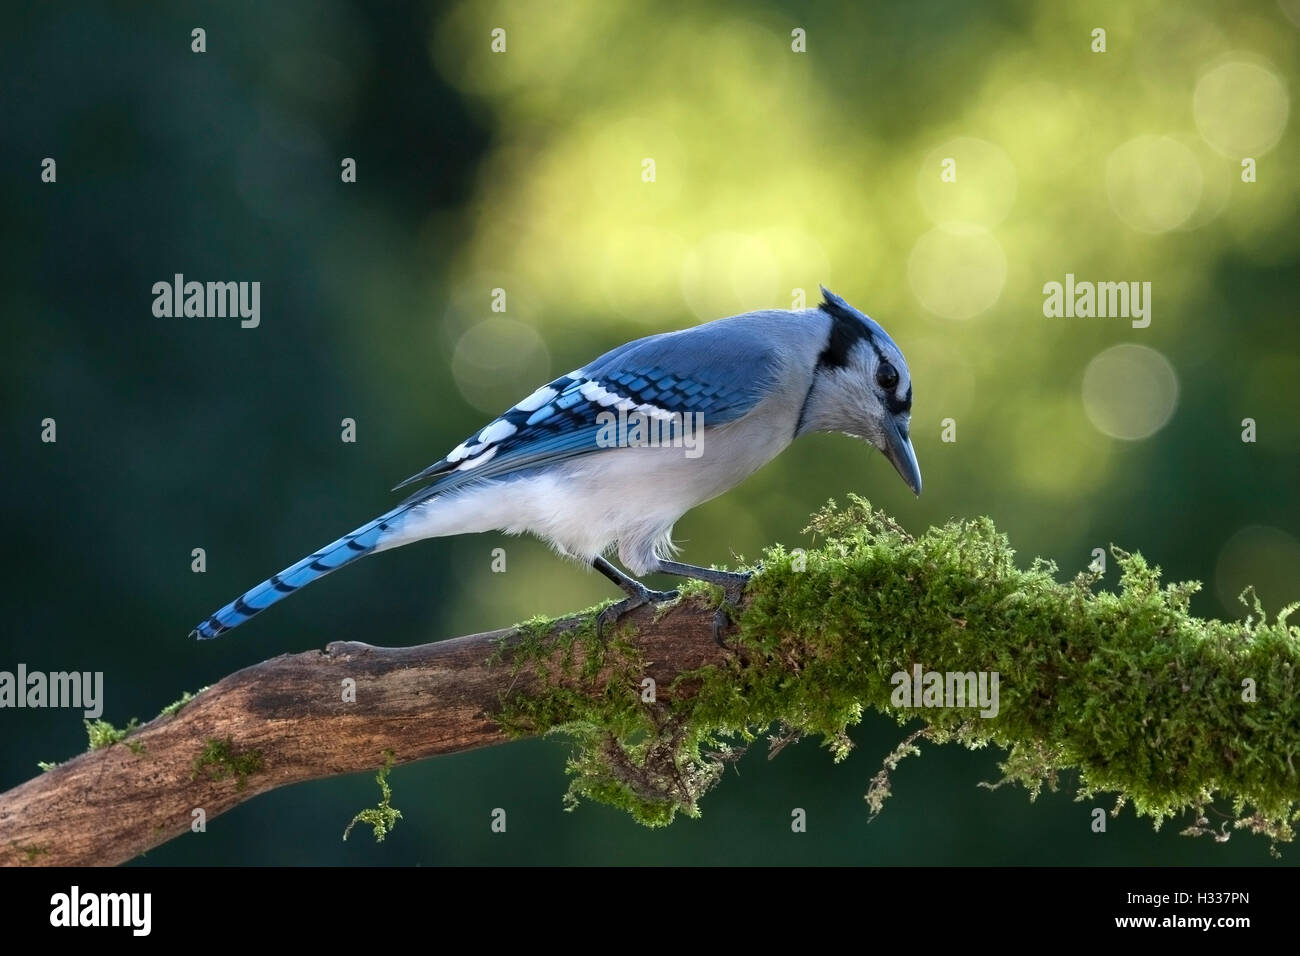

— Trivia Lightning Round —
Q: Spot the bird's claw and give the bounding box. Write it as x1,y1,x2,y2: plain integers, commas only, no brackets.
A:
595,586,679,640
711,572,754,647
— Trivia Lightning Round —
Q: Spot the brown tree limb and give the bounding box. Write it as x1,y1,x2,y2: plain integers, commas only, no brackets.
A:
0,598,727,867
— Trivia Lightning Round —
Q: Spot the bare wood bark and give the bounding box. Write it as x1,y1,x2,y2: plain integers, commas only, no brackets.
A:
0,599,728,867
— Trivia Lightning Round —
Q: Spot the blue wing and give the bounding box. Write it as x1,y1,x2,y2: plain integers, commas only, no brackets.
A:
393,318,782,503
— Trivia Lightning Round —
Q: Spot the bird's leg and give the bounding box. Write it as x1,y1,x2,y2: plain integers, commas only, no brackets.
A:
592,556,679,639
645,559,757,645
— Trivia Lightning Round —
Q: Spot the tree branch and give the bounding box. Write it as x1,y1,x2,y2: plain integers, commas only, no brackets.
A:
2,497,1297,865
0,600,726,866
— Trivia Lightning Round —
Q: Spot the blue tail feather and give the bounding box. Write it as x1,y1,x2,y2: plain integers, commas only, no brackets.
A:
190,505,409,640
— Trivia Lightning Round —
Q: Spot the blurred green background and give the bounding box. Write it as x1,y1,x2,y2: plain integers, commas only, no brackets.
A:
2,0,1298,864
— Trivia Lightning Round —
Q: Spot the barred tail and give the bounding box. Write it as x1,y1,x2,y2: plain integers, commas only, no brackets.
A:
189,505,410,640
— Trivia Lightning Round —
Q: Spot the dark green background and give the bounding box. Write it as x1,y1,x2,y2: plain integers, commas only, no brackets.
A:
2,0,1297,864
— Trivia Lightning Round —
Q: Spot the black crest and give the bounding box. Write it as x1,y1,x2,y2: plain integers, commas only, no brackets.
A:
816,287,873,369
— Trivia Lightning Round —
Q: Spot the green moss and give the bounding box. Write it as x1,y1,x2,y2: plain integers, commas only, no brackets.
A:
40,688,208,770
11,841,47,864
344,750,403,843
85,718,139,750
491,496,1300,853
191,737,265,791
159,687,207,718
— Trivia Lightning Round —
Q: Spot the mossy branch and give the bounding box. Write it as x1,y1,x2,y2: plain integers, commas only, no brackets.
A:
0,497,1295,865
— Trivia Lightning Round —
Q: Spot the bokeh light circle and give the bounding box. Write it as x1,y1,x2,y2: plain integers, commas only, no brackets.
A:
1081,344,1179,440
452,319,551,414
1105,136,1203,233
1193,59,1289,157
1166,133,1231,232
907,224,1006,320
1215,525,1300,616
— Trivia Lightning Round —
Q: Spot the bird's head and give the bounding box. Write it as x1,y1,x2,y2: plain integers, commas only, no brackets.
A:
796,287,922,495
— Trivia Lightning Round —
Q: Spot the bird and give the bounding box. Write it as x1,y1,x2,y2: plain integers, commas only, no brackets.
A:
190,286,920,642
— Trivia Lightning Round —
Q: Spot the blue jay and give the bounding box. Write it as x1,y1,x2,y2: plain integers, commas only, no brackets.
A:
191,287,920,641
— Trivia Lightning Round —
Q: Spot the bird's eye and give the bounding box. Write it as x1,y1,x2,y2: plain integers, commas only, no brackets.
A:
876,362,899,390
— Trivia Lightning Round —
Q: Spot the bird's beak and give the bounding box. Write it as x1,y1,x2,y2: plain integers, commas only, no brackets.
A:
882,420,922,495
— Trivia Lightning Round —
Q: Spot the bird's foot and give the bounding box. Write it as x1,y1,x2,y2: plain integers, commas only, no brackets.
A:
711,570,754,647
596,584,679,640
